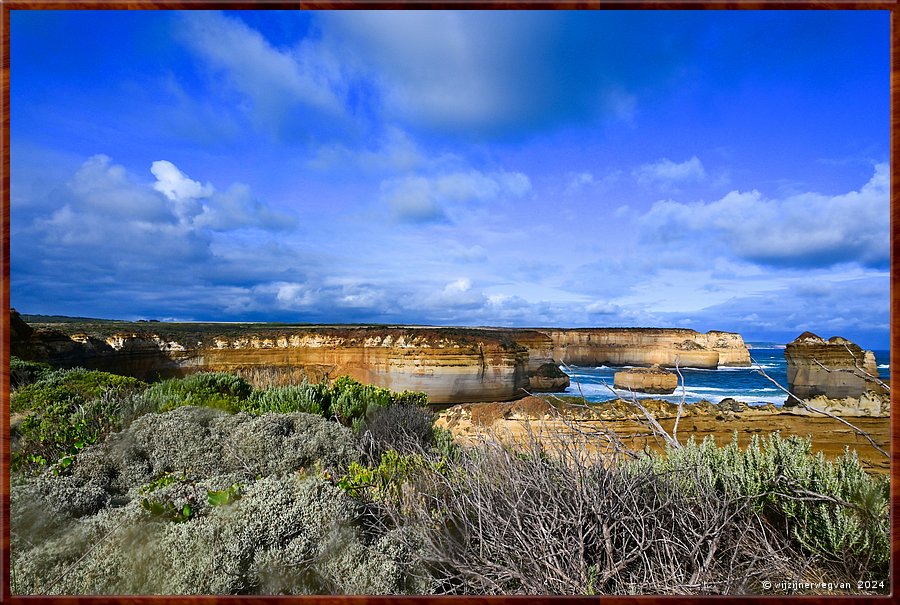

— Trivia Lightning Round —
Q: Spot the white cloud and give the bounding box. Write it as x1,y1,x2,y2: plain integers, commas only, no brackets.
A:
274,282,317,307
444,278,472,294
308,126,423,173
586,300,621,315
177,11,346,132
634,156,706,187
151,160,214,201
147,160,295,232
24,155,298,291
381,169,531,223
639,163,888,269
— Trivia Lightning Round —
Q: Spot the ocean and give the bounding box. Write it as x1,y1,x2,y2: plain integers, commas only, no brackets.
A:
558,348,891,407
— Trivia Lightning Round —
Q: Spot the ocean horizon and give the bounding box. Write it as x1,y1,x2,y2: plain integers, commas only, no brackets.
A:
560,348,891,407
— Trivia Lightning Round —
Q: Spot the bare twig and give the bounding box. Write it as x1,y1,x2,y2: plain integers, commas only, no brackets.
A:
672,356,686,446
809,350,890,394
602,382,680,450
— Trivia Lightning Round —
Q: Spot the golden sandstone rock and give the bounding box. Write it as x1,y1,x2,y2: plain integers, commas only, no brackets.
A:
784,332,888,417
613,364,678,394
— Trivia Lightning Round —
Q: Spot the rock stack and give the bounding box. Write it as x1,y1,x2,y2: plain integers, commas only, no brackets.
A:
613,364,678,394
784,332,889,417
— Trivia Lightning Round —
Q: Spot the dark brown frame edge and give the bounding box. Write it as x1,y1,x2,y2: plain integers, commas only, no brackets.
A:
0,1,896,603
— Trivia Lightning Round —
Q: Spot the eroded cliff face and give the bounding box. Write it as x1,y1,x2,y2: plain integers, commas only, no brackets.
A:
785,332,886,405
12,314,532,405
539,328,750,369
11,312,750,404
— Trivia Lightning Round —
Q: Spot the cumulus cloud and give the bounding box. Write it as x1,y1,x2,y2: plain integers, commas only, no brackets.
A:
639,163,888,269
634,156,706,187
151,160,214,201
381,169,531,223
15,155,301,315
146,160,296,232
586,300,621,315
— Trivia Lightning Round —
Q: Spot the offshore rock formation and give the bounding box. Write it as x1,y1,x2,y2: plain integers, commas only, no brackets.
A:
613,365,678,395
541,328,750,369
784,332,889,417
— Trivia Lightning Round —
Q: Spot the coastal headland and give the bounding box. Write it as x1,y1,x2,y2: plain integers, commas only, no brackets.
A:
11,311,750,405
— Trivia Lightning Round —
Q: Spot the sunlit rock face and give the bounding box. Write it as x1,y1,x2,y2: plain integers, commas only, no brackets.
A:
539,328,750,369
784,332,889,417
784,332,887,404
11,316,533,405
613,365,678,394
11,311,751,405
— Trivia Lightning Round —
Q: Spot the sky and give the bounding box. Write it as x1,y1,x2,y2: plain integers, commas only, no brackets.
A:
8,10,890,348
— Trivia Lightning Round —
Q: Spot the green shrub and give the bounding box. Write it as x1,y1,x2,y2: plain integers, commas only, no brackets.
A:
10,356,53,389
11,368,145,413
140,372,253,414
242,381,331,416
11,373,147,473
337,449,428,503
654,433,889,577
328,376,428,429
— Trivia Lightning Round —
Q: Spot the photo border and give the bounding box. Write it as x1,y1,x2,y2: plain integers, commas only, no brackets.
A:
0,1,895,603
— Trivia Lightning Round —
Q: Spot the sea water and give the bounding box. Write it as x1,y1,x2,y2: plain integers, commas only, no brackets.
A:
559,348,891,407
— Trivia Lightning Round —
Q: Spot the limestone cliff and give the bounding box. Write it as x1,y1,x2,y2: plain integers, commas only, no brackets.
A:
11,315,533,405
784,332,888,417
11,312,751,405
538,328,750,369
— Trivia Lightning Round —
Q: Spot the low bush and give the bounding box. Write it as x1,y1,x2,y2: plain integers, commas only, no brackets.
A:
11,371,148,473
140,372,253,414
337,449,430,503
10,407,423,595
11,368,144,414
359,404,436,463
329,376,428,429
652,433,890,578
384,432,800,595
10,356,53,389
243,381,332,417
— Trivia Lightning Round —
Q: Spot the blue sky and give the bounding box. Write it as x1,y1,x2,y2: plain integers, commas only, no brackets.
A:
9,10,890,347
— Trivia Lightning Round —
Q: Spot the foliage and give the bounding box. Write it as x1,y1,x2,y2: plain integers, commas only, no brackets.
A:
139,471,186,495
336,449,429,503
431,427,462,461
10,356,53,389
329,375,428,428
12,458,425,594
360,403,436,463
242,381,331,416
140,498,194,523
207,483,243,507
11,368,144,413
140,372,253,414
12,387,137,474
652,432,890,577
